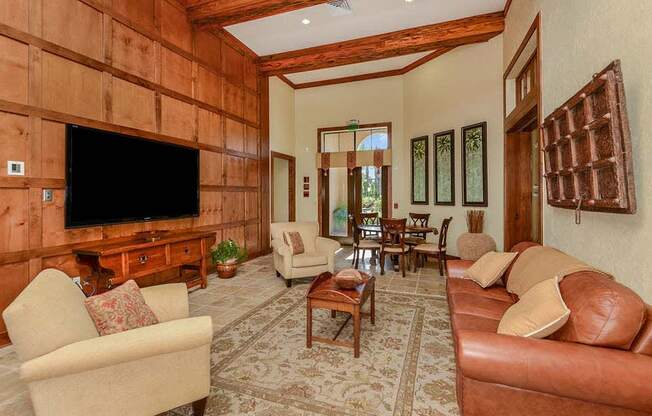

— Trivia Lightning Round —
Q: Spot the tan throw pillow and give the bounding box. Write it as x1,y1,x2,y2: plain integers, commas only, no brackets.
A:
84,280,159,336
498,277,570,338
463,251,518,288
283,231,305,255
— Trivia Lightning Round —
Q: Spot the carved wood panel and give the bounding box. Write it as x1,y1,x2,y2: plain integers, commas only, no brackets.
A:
541,61,635,213
0,0,268,345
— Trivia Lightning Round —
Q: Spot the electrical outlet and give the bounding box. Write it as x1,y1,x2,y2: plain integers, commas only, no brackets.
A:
43,189,53,202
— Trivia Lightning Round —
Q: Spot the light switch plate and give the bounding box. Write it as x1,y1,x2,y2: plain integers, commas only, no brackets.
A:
7,161,25,176
43,189,53,202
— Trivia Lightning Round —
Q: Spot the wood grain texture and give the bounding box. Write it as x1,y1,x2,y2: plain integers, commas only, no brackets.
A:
222,80,244,117
0,0,267,346
224,155,245,186
188,0,329,29
259,12,504,75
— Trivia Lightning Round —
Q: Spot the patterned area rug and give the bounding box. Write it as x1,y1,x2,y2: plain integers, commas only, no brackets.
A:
170,287,458,416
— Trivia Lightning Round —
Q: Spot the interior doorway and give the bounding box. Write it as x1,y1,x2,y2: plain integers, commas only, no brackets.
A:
503,15,542,250
317,123,391,239
271,151,295,223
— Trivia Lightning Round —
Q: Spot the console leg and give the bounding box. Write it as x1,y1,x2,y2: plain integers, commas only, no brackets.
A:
192,397,208,416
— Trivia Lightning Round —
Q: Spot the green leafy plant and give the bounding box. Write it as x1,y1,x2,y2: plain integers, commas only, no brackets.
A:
465,128,482,152
437,134,452,155
211,239,247,265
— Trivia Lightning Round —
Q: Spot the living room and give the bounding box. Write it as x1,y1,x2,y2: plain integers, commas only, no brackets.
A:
1,0,651,415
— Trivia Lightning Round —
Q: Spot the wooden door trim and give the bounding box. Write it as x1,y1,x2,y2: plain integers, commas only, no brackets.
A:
270,151,296,223
503,14,543,250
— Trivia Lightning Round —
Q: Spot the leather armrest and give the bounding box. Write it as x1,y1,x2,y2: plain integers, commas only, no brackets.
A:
140,283,189,322
21,316,213,383
456,329,652,413
271,239,291,257
446,259,474,278
315,237,341,254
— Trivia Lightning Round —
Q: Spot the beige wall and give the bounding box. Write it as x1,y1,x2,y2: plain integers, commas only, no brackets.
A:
504,0,652,302
272,157,290,222
269,76,296,156
403,36,504,253
293,76,405,222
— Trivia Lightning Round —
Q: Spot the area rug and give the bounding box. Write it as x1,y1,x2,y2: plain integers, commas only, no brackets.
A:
170,287,458,416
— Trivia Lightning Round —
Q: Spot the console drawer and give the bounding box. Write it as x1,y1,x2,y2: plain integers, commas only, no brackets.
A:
170,239,202,264
128,246,166,275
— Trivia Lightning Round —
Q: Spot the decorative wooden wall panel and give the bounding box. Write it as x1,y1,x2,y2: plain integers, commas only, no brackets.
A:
541,61,635,213
0,0,268,345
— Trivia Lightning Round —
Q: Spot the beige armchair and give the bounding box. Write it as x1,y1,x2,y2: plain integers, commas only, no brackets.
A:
271,222,341,287
2,269,212,416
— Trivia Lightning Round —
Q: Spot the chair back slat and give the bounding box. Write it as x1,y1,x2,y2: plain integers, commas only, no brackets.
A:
438,217,453,250
408,213,430,227
360,212,379,225
380,218,406,250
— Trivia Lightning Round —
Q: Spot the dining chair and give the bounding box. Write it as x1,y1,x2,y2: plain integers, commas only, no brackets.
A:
359,212,380,238
379,218,409,277
348,214,380,269
412,217,452,275
404,213,431,246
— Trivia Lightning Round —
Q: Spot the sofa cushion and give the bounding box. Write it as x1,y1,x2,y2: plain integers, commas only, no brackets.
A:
498,277,570,338
292,253,328,268
503,241,540,285
632,305,652,356
84,280,159,336
447,277,515,303
451,313,501,334
448,292,514,321
463,251,518,288
550,272,646,350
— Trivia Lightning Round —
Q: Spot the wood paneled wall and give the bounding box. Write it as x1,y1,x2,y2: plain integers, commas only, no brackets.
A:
0,0,270,344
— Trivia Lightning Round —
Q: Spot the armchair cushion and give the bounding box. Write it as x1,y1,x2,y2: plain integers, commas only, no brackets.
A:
140,283,189,322
271,222,318,252
21,316,212,383
292,253,328,268
84,280,159,336
283,231,305,255
2,269,99,362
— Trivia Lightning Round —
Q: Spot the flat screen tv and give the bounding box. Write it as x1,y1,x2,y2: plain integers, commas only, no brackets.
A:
65,124,199,228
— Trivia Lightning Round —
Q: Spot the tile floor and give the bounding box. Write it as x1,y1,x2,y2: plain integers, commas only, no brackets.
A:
0,246,447,416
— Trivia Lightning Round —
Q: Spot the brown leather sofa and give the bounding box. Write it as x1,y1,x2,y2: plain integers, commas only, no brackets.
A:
446,242,652,416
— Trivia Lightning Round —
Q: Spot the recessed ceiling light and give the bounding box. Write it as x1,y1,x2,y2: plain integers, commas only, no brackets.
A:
302,18,311,25
405,0,414,2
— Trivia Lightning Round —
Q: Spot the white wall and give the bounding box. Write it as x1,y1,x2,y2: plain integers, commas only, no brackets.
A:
293,76,405,222
403,36,504,253
504,0,652,302
272,157,289,222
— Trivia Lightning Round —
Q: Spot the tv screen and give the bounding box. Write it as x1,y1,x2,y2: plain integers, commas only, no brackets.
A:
65,125,199,228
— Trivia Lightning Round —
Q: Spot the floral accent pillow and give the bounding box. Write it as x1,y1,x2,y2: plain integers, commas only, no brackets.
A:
84,280,159,336
283,231,305,255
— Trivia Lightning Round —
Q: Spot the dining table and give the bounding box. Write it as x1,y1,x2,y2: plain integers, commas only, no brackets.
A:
355,223,438,268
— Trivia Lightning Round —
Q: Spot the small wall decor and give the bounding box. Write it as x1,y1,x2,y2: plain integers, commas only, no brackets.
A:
434,130,455,205
410,136,429,205
462,122,488,207
541,60,635,214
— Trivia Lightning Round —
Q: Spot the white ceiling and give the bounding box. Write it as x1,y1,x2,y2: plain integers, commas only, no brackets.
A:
225,0,506,56
285,51,431,84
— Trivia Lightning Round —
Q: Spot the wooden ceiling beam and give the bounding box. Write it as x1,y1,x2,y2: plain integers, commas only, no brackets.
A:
289,47,454,89
188,0,330,29
258,11,504,75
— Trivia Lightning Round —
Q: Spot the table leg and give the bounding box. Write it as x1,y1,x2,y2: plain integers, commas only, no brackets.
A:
331,310,336,319
370,287,376,325
353,305,361,358
306,300,313,349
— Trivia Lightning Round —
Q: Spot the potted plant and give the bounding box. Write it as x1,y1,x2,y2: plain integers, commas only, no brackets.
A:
211,239,247,279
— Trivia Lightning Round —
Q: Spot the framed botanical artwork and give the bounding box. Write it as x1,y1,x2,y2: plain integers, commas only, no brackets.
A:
434,130,455,205
462,122,488,207
410,136,429,205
